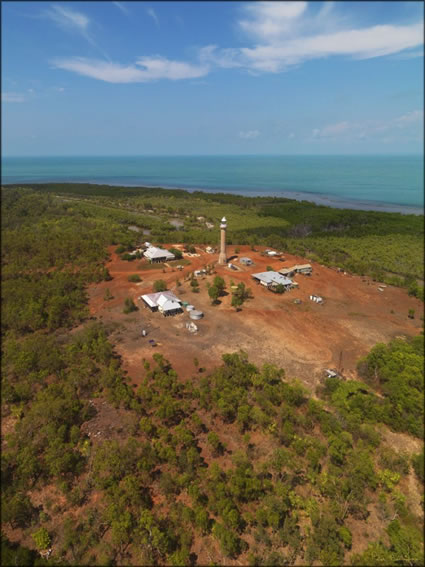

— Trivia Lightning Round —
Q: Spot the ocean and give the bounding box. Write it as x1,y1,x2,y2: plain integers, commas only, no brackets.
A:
2,155,423,214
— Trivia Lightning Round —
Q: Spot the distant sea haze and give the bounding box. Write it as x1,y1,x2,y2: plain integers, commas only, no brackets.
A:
2,155,423,214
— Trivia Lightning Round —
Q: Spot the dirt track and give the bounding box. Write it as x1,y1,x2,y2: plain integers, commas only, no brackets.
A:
88,245,423,392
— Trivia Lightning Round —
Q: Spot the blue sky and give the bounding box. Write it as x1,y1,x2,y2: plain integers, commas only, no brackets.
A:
2,1,424,156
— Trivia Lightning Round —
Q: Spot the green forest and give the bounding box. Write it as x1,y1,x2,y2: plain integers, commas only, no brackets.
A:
1,185,424,566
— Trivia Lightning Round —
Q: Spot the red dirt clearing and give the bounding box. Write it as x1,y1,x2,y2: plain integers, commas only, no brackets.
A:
87,245,423,393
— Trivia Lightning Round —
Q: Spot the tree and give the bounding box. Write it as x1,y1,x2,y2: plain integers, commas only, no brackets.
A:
212,522,243,557
412,450,424,482
207,432,226,456
190,278,199,293
31,527,51,551
123,298,138,314
208,285,220,305
213,276,226,296
153,280,167,292
2,494,35,529
408,309,415,319
231,294,244,311
168,248,183,259
231,282,251,311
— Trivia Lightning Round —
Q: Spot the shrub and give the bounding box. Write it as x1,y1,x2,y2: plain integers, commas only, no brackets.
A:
169,248,183,259
104,288,114,301
120,253,136,261
191,279,200,293
128,274,141,283
153,280,167,292
412,450,424,482
123,298,138,314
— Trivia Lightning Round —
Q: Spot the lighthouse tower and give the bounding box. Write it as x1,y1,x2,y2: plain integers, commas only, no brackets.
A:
218,216,227,265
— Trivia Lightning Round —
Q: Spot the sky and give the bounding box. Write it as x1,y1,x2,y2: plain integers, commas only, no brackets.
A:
1,1,424,156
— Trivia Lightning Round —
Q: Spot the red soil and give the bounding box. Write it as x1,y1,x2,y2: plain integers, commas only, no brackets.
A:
88,244,423,393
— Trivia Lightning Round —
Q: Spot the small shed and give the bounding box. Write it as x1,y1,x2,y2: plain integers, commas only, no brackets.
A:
295,263,312,275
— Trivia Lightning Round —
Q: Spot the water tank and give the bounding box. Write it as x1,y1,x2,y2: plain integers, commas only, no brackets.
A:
190,310,203,320
186,304,195,311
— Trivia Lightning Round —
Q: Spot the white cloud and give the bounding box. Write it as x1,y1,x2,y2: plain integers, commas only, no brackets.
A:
239,2,308,41
204,22,424,73
147,7,159,28
199,2,424,74
394,109,424,126
2,92,26,103
113,2,129,16
319,121,350,137
239,130,260,139
311,110,423,141
48,2,424,85
46,4,89,34
45,4,110,60
50,56,209,83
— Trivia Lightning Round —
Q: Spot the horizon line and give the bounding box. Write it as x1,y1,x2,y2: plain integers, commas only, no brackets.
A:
3,153,424,159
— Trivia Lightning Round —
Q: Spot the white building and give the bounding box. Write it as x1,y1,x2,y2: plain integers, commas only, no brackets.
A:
144,246,175,263
252,271,293,291
140,291,183,316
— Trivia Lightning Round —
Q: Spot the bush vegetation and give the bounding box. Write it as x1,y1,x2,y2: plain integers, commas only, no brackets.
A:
1,185,423,565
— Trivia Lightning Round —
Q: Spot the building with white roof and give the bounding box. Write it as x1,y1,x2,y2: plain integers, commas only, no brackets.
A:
140,291,183,316
144,246,175,263
252,271,293,291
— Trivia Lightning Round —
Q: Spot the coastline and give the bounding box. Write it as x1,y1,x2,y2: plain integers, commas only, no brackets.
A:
104,181,425,215
2,154,423,215
2,177,423,216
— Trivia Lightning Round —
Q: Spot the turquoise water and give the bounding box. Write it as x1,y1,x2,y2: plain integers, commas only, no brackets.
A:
2,155,423,213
